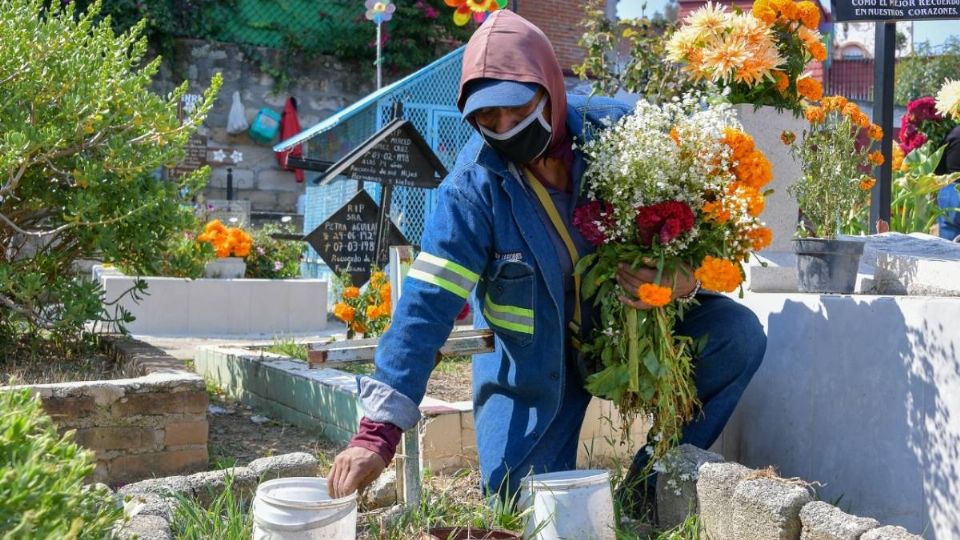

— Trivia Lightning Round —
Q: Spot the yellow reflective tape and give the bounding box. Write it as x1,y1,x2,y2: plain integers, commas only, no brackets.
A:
484,293,534,318
483,306,534,334
408,268,470,299
417,252,480,284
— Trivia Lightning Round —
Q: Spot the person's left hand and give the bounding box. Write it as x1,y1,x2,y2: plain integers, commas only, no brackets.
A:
615,263,698,310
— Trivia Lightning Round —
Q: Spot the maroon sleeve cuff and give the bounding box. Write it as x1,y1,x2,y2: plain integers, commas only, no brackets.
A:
347,417,403,466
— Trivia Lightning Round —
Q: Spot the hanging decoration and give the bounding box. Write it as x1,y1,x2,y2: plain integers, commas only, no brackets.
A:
444,0,507,26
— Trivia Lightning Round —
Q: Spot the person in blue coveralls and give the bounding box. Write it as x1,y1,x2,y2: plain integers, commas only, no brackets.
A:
935,125,960,241
328,9,768,521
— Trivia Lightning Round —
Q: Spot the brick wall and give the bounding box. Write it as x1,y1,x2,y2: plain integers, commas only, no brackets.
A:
516,0,613,72
18,338,209,486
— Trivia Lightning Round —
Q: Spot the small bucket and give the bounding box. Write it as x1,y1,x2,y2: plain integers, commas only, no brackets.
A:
252,477,357,540
519,469,615,540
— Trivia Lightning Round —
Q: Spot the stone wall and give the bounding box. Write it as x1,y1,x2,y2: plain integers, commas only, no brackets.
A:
12,338,209,485
152,39,373,214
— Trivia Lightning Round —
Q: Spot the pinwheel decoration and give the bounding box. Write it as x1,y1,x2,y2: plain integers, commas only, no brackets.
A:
365,0,396,24
444,0,507,26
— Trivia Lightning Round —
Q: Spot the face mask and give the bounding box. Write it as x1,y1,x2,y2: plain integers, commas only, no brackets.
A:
477,95,552,164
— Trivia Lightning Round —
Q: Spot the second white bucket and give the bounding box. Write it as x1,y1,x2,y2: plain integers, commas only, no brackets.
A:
252,477,357,540
520,469,616,540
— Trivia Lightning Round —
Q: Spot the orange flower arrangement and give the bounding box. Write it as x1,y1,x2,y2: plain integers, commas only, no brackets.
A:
332,268,392,339
197,219,252,258
785,96,884,237
668,0,826,114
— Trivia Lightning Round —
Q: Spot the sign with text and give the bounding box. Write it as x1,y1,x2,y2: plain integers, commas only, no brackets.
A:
318,119,446,188
168,133,208,177
832,0,959,21
305,190,407,286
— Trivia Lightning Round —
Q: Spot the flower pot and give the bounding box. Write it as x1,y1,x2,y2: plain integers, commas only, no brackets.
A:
793,238,865,293
203,257,246,279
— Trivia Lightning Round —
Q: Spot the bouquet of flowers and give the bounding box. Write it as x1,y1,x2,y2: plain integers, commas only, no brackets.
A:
196,219,253,258
782,96,884,238
573,94,773,460
666,0,825,113
332,270,392,338
899,95,958,154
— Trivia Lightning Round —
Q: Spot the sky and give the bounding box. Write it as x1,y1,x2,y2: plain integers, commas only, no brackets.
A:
616,0,959,49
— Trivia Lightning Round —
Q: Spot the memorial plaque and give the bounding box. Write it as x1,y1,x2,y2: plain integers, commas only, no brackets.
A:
169,133,208,177
319,119,446,189
832,0,960,21
305,190,407,286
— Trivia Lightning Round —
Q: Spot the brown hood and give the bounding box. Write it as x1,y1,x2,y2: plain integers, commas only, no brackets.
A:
457,10,568,151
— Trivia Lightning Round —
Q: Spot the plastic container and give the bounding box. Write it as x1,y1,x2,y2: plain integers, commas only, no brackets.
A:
519,469,616,540
249,107,282,143
252,477,357,540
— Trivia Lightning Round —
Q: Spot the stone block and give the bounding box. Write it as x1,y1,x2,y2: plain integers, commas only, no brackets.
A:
697,461,753,540
256,168,303,192
111,390,208,417
125,492,178,522
120,475,195,499
187,466,259,505
137,278,191,335
860,526,924,540
110,447,208,483
799,501,879,540
41,395,97,422
362,468,397,510
655,444,724,529
163,420,209,447
248,452,319,480
283,280,328,333
119,515,171,540
75,426,163,452
732,476,815,540
186,278,233,335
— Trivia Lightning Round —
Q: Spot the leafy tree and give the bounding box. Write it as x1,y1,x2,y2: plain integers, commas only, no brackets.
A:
0,0,220,351
895,37,960,106
573,0,696,101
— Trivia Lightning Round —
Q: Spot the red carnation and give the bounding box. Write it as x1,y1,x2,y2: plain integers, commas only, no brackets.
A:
635,201,695,247
573,201,616,247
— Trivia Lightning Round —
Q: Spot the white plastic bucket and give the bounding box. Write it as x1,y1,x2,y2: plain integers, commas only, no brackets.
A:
519,469,616,540
252,477,357,540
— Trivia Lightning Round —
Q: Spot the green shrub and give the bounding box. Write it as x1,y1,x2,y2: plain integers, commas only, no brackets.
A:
244,224,303,279
0,0,221,351
896,38,960,106
0,388,125,539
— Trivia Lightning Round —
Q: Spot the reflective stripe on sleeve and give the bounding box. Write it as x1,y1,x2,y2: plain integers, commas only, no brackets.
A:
407,252,480,300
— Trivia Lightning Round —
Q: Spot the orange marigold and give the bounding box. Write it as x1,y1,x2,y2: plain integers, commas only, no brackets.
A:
351,321,367,334
892,144,905,171
752,0,777,24
772,71,789,93
867,123,883,141
734,150,774,189
366,305,380,320
702,200,731,223
637,283,673,308
852,111,870,128
333,303,356,323
868,150,885,166
780,130,796,145
842,102,860,117
797,1,820,28
796,77,823,101
379,283,391,301
670,126,681,146
859,177,877,191
747,227,773,250
694,256,743,293
821,95,849,111
809,41,827,61
370,271,386,286
723,128,755,160
343,286,360,299
804,106,825,124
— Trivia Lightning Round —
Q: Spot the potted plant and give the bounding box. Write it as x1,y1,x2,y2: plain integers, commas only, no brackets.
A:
782,96,884,293
197,219,252,278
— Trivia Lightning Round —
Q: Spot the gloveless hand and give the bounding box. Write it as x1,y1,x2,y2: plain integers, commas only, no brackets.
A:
328,446,386,499
615,263,698,310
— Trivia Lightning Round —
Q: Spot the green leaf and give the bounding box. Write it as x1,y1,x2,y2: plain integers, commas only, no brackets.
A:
585,363,631,402
643,349,661,378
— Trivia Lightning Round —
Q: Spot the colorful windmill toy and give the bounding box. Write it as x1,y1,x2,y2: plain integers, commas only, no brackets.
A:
444,0,507,26
365,0,396,24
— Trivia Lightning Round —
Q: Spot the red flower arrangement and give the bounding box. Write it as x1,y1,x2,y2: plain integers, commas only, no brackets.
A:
899,96,957,154
635,201,696,246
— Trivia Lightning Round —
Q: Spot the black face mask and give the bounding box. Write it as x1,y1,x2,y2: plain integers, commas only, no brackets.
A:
477,95,552,164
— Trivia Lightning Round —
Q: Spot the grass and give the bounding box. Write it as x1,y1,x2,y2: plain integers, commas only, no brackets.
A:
170,476,252,540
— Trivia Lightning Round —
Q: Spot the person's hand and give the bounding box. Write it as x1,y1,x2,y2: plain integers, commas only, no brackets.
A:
615,263,698,310
328,446,386,499
876,219,890,233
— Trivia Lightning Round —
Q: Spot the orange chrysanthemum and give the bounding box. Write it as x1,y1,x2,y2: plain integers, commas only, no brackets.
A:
637,283,673,308
804,106,825,124
747,227,773,250
859,177,877,191
343,287,360,299
809,41,827,61
772,70,789,93
796,77,823,101
723,128,756,160
333,303,356,323
734,150,774,189
752,0,777,25
868,150,885,166
821,95,849,111
867,123,883,141
851,111,870,128
694,256,743,293
797,1,820,28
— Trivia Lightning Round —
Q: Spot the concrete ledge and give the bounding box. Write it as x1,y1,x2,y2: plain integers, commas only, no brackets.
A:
99,273,327,336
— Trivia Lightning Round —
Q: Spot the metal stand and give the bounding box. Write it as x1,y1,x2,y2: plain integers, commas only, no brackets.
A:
870,21,896,232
